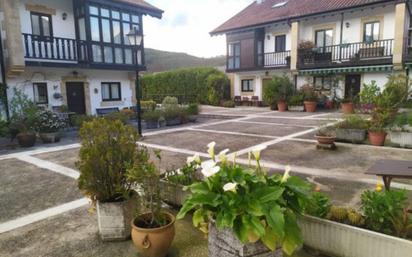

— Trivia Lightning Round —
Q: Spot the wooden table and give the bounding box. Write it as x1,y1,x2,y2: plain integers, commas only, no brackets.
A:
366,160,412,190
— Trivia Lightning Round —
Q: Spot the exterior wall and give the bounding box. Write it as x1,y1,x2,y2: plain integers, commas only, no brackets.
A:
6,67,135,115
264,23,291,53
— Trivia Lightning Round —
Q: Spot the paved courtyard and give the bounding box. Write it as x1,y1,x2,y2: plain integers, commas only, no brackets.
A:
1,106,411,257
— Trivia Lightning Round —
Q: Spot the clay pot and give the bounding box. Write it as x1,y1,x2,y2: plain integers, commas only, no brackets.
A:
341,102,354,114
131,212,176,257
368,131,387,146
315,135,336,145
277,101,288,112
304,101,317,113
16,132,36,148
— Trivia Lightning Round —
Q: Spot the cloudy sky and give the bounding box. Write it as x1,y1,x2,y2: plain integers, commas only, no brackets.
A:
143,0,253,58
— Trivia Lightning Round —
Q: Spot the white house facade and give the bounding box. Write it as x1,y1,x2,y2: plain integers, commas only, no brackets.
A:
0,0,162,117
212,0,412,101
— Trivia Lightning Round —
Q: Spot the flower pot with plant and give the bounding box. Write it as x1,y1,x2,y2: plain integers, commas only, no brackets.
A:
185,103,199,122
288,93,305,112
163,107,182,126
263,74,293,112
177,142,311,257
368,108,393,146
37,110,66,143
341,88,357,114
300,85,318,113
388,112,412,148
127,150,176,257
315,126,336,149
335,115,369,143
143,110,162,129
77,118,144,241
359,80,380,114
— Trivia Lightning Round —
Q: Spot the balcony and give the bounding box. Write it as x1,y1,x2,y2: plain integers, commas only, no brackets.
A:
298,39,394,69
264,51,290,68
227,50,290,72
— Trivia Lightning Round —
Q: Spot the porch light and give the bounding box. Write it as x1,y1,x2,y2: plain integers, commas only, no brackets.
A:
126,27,142,46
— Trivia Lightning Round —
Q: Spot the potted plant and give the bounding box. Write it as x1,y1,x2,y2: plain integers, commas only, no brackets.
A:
335,115,369,143
388,112,412,148
359,80,380,114
127,150,176,257
341,87,357,114
160,156,201,206
300,84,319,113
143,110,162,129
177,142,311,257
37,110,66,143
77,118,143,241
315,126,336,149
263,74,293,112
185,103,199,122
163,107,182,126
288,93,305,112
368,109,391,146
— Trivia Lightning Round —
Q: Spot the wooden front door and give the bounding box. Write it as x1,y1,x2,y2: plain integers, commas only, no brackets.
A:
66,82,86,114
345,74,361,99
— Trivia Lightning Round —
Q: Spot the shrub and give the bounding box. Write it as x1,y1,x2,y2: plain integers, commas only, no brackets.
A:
121,108,135,119
9,89,40,133
360,80,380,105
162,96,179,109
71,114,95,128
186,103,199,116
163,107,183,120
305,192,331,219
263,74,293,105
164,158,200,186
206,73,231,106
36,110,67,133
390,112,412,131
0,119,9,137
222,100,236,108
335,115,369,130
300,84,319,102
104,111,131,124
288,94,304,106
141,100,157,111
77,118,144,203
142,110,162,122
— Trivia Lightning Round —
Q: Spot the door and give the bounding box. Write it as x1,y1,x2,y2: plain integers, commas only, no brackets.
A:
275,35,286,52
66,82,86,114
345,75,361,99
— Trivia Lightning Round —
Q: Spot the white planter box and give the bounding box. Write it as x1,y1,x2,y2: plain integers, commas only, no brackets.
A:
289,106,304,112
160,180,191,206
298,215,412,257
389,131,412,148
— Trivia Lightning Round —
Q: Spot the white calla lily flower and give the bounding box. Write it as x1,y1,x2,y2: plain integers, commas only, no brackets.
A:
187,154,201,165
201,160,220,177
281,165,292,183
218,149,230,163
251,145,267,161
223,182,237,192
207,141,216,159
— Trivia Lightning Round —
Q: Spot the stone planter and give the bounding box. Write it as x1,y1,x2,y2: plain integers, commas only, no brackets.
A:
39,132,61,144
159,180,191,206
96,198,136,241
159,119,166,128
145,120,159,129
165,117,181,126
389,131,412,148
16,132,36,148
288,106,304,112
208,222,282,257
336,129,366,144
188,115,198,122
298,215,412,257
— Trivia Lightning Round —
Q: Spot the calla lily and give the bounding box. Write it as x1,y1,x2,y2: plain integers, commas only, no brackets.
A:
228,153,237,164
187,154,201,165
218,149,230,163
207,141,216,159
201,160,220,177
251,145,267,161
223,182,237,192
281,165,292,183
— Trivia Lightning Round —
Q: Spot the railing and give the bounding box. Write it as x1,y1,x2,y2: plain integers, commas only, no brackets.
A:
23,33,88,62
264,51,291,67
298,39,394,68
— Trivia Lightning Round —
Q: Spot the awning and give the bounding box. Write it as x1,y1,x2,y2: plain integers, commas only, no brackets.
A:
299,65,393,75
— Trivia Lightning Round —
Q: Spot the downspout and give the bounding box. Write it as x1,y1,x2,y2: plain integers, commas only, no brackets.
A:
0,28,9,120
339,13,344,62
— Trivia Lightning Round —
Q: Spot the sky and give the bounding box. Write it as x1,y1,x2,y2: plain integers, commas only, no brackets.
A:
143,0,254,58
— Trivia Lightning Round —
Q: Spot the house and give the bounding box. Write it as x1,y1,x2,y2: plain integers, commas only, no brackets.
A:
211,0,411,101
0,0,162,117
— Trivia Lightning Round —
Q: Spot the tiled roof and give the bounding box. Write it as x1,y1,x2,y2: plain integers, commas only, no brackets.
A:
114,0,163,17
211,0,394,35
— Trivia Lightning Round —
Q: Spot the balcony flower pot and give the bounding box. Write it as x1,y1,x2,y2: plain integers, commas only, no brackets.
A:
39,132,61,144
289,105,305,112
131,212,176,257
336,129,366,144
298,215,412,257
389,131,412,148
97,197,136,241
341,102,354,114
208,222,282,257
159,179,191,206
16,132,36,148
368,131,387,146
304,101,317,113
277,101,288,112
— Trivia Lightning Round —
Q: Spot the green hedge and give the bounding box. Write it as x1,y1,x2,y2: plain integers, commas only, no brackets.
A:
141,67,230,105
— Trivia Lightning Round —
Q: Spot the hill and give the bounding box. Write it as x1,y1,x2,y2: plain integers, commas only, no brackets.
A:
144,48,226,73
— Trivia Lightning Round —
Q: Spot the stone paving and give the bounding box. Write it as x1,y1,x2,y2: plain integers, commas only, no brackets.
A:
0,105,411,257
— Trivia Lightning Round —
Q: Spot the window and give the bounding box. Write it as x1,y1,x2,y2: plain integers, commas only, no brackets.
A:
228,43,240,69
33,83,48,104
31,13,52,37
275,35,286,52
241,79,254,92
257,40,264,67
364,21,380,43
101,82,121,101
315,29,333,53
313,77,332,91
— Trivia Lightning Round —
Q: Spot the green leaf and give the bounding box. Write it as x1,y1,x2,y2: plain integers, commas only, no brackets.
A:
189,182,210,194
282,211,303,256
261,227,279,251
190,192,221,207
247,200,264,216
249,216,265,237
223,210,236,228
264,205,285,239
233,217,249,243
177,201,195,220
193,209,205,227
254,186,285,203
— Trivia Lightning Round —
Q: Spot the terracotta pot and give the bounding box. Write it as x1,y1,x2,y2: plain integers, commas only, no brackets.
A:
368,131,387,146
277,101,288,112
315,135,336,145
341,102,354,114
16,133,36,148
304,101,317,113
131,212,176,257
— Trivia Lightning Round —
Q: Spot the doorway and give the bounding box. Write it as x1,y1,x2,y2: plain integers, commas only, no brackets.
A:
345,74,361,99
66,82,86,114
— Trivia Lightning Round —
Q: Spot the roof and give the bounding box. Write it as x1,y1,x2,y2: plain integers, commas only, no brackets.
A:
211,0,395,35
113,0,163,18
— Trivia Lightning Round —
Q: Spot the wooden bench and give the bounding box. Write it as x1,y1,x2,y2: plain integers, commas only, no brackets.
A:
366,159,412,190
96,107,120,117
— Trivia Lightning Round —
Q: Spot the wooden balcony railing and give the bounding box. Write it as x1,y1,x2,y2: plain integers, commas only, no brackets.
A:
264,51,290,67
23,33,88,63
298,39,394,68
